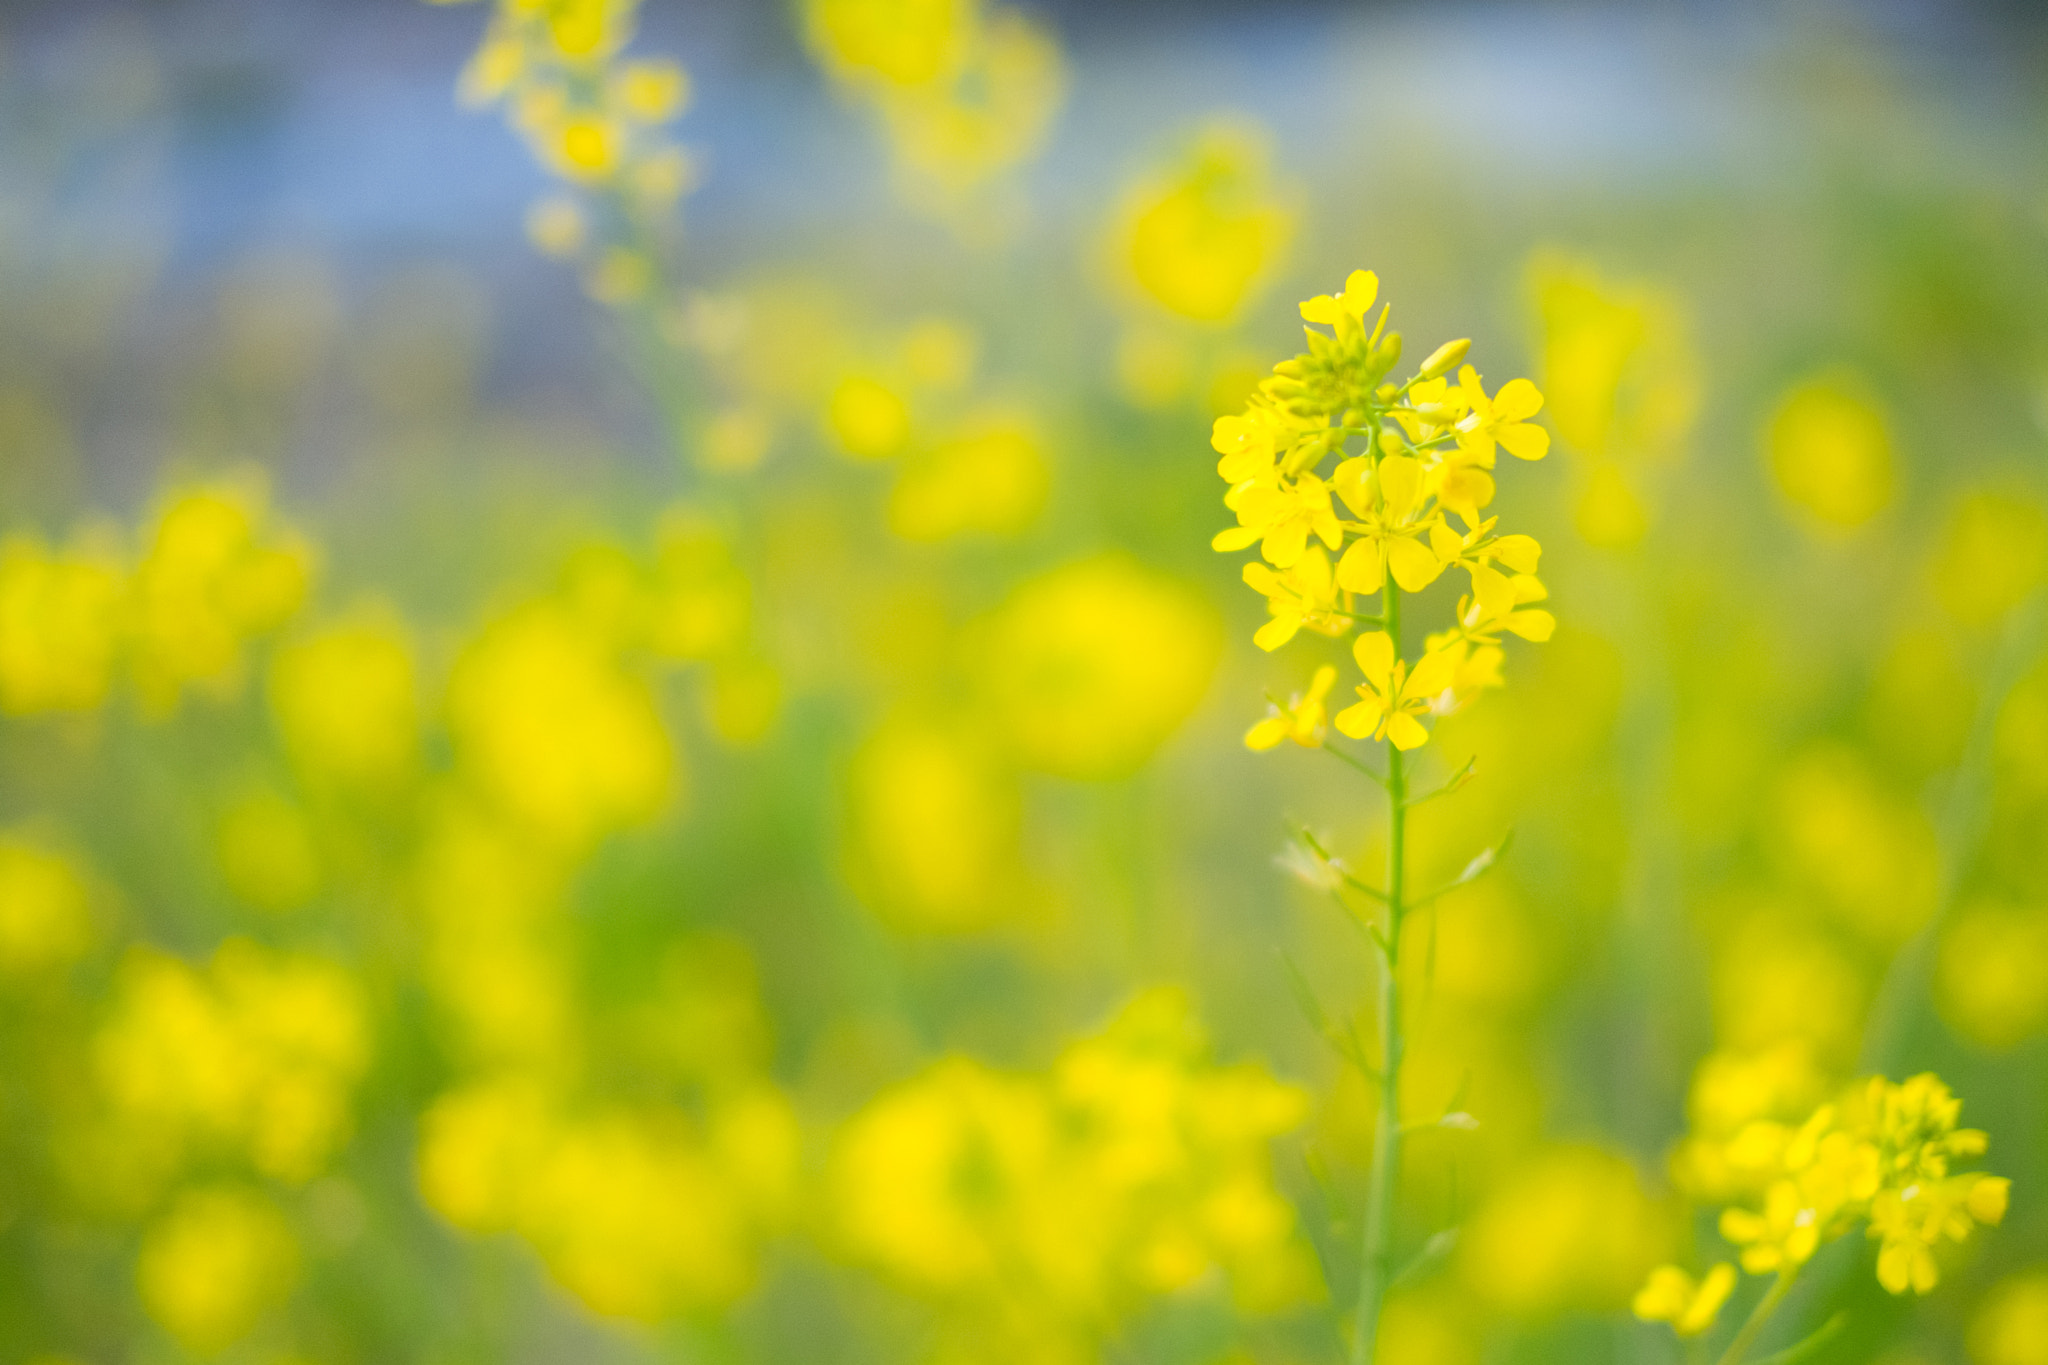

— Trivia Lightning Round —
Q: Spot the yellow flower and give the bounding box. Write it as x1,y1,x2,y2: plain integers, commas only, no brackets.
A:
1334,632,1459,751
1243,545,1346,651
1444,571,1556,647
1210,403,1305,484
610,57,689,122
1969,1267,2048,1365
1245,664,1337,751
1869,1174,2010,1295
827,374,913,459
1455,366,1549,463
136,1185,299,1355
0,835,94,976
526,194,587,257
1719,1177,1823,1274
1767,373,1894,530
1331,453,1444,595
1392,376,1471,446
1213,469,1343,569
1121,123,1292,324
1299,269,1378,329
1632,1262,1736,1337
977,554,1221,781
1427,517,1543,622
556,115,622,179
0,530,124,715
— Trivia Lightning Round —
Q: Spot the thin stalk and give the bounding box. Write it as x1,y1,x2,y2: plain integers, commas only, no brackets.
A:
1715,1269,1796,1365
1352,581,1405,1365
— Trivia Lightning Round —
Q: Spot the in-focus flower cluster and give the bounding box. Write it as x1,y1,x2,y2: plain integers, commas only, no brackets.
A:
1217,270,1554,753
438,0,695,300
1636,1071,2010,1340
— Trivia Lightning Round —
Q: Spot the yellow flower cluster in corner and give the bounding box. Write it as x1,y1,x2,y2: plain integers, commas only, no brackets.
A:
1635,1072,2009,1341
435,0,695,300
1216,270,1555,753
803,0,1065,213
831,988,1319,1360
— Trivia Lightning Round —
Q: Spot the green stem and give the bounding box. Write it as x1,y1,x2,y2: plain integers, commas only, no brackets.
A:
1352,582,1406,1365
1715,1269,1796,1365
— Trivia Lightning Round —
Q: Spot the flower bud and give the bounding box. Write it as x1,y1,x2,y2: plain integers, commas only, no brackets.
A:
1419,338,1471,380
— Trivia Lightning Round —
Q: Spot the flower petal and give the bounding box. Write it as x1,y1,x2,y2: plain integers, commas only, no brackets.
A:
1494,377,1544,422
1265,521,1309,568
1254,614,1303,652
1333,697,1380,739
1335,539,1384,595
1353,630,1395,688
1490,534,1541,574
1244,715,1289,751
1407,645,1461,699
1499,422,1550,461
1388,536,1445,593
1378,455,1424,519
1213,526,1261,552
1386,711,1430,750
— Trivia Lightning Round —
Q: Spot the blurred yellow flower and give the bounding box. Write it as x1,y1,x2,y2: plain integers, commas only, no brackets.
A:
977,554,1221,780
1245,664,1337,751
1461,1145,1668,1316
0,527,124,715
216,789,321,914
95,940,369,1185
806,0,974,88
889,421,1050,541
449,603,674,847
0,832,95,976
1118,124,1292,325
1527,253,1698,547
1971,1267,2048,1365
610,57,688,122
419,1081,797,1319
806,0,1063,210
129,476,314,715
1631,1261,1736,1336
137,1185,299,1355
1931,489,2048,628
845,715,1027,932
413,802,574,1067
1937,900,2048,1050
1771,747,1938,946
832,989,1316,1334
268,603,421,791
525,192,587,257
1767,372,1895,530
827,374,914,459
417,1074,553,1234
